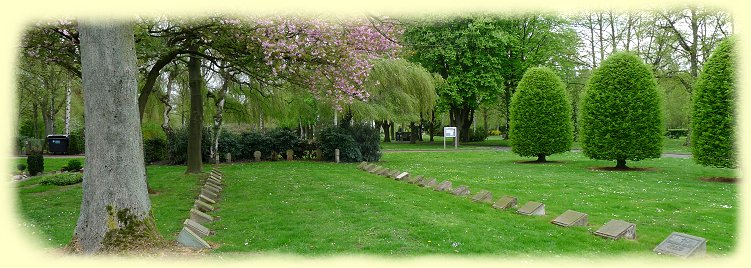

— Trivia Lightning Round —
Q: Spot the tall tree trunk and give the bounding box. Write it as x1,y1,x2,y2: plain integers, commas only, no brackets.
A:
616,159,627,169
380,120,391,142
409,121,417,144
32,103,39,139
588,14,598,67
72,21,162,254
429,110,435,142
64,78,72,135
211,71,230,164
389,120,395,141
159,68,177,135
536,153,547,162
449,106,473,143
186,45,203,174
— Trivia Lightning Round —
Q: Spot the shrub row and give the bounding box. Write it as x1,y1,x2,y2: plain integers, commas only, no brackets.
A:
39,173,83,186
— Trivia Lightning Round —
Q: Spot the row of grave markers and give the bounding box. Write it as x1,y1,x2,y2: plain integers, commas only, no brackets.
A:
176,167,225,249
358,162,707,258
223,149,329,163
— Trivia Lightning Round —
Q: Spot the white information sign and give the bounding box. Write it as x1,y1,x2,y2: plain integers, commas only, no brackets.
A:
443,127,458,149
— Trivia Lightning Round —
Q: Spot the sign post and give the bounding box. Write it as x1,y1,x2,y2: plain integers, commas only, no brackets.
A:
444,127,457,149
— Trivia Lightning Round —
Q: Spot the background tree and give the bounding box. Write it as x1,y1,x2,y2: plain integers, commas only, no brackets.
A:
509,67,572,162
691,37,736,168
580,52,663,169
71,20,162,253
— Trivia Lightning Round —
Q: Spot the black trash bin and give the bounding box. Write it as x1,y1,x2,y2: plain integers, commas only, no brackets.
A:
47,135,70,155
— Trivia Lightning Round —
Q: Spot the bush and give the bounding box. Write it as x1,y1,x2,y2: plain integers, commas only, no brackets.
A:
166,127,211,165
218,130,243,161
238,131,272,160
488,129,502,136
467,127,488,142
318,126,362,162
143,137,167,164
509,67,573,161
61,159,83,172
580,52,662,168
692,37,736,168
39,173,83,186
17,163,27,171
68,128,85,155
268,128,300,154
348,123,382,162
27,152,44,176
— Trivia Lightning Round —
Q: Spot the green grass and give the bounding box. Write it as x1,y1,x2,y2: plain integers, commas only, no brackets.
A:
15,150,735,257
16,163,204,248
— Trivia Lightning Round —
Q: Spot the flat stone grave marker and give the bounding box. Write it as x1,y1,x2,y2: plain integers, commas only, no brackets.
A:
176,227,210,249
205,184,222,192
378,168,392,176
387,170,400,178
407,175,424,184
199,194,216,204
594,219,636,240
653,232,707,258
471,190,493,203
363,163,376,171
517,201,545,215
190,208,214,224
211,170,222,176
201,188,219,199
254,151,262,161
451,185,470,196
421,178,438,188
492,196,518,210
551,210,588,227
206,179,222,187
369,166,384,174
184,219,213,238
395,172,410,180
194,199,215,213
358,161,368,169
434,180,452,192
417,177,435,187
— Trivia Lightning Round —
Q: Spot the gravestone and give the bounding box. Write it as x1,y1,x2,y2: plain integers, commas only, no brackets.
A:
315,149,322,160
206,179,222,188
407,175,424,184
358,161,368,169
190,208,214,224
516,201,545,215
377,168,391,176
370,166,384,174
492,196,518,210
395,172,410,180
653,232,707,258
211,169,222,176
363,163,375,171
254,151,261,161
471,190,493,204
201,188,219,200
199,194,216,204
551,210,588,227
176,227,210,249
286,149,294,161
451,185,470,196
271,151,279,161
434,180,452,192
194,199,215,213
417,177,435,187
205,184,222,193
366,164,378,172
184,219,212,238
422,178,438,188
225,153,232,163
387,170,400,178
207,177,222,186
593,220,636,240
335,149,340,163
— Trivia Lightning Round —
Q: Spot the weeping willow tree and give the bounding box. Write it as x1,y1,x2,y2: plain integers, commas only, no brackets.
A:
350,59,437,142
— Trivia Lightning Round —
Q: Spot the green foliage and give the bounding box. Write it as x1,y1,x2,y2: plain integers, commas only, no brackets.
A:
580,52,663,165
38,173,83,186
468,127,489,142
18,163,27,171
166,127,211,165
217,131,243,161
61,159,82,172
143,137,167,164
509,67,572,159
67,128,85,155
238,131,273,160
691,37,736,168
27,152,44,176
268,128,300,153
347,123,382,162
317,126,362,162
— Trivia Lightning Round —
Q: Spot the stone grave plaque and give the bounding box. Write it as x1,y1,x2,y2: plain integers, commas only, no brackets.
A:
366,164,378,172
471,190,493,203
407,175,424,184
551,210,588,227
395,172,410,180
653,232,707,258
286,149,294,160
492,196,517,210
387,170,400,178
434,180,452,192
194,200,215,213
254,150,262,161
594,220,636,240
211,170,222,176
199,194,216,204
422,178,438,188
205,184,222,192
184,219,213,238
177,227,210,249
201,188,219,199
190,208,214,224
369,166,384,174
378,168,392,176
334,149,340,163
225,153,232,163
358,161,368,169
207,178,222,186
206,179,222,187
516,201,545,215
451,185,470,196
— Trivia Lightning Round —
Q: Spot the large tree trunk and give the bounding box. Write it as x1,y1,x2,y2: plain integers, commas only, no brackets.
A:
64,78,72,135
409,121,418,144
380,120,391,142
137,50,180,121
186,45,204,174
616,159,627,169
72,21,162,254
429,110,435,142
449,106,473,143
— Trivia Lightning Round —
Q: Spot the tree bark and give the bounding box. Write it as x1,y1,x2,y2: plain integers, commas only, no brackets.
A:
72,21,162,254
381,120,391,142
536,153,547,162
64,78,72,135
137,50,180,121
429,110,436,142
616,159,627,169
186,45,204,174
211,71,230,164
409,121,418,144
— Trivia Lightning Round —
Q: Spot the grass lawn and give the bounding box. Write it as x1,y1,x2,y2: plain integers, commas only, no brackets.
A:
15,149,735,257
